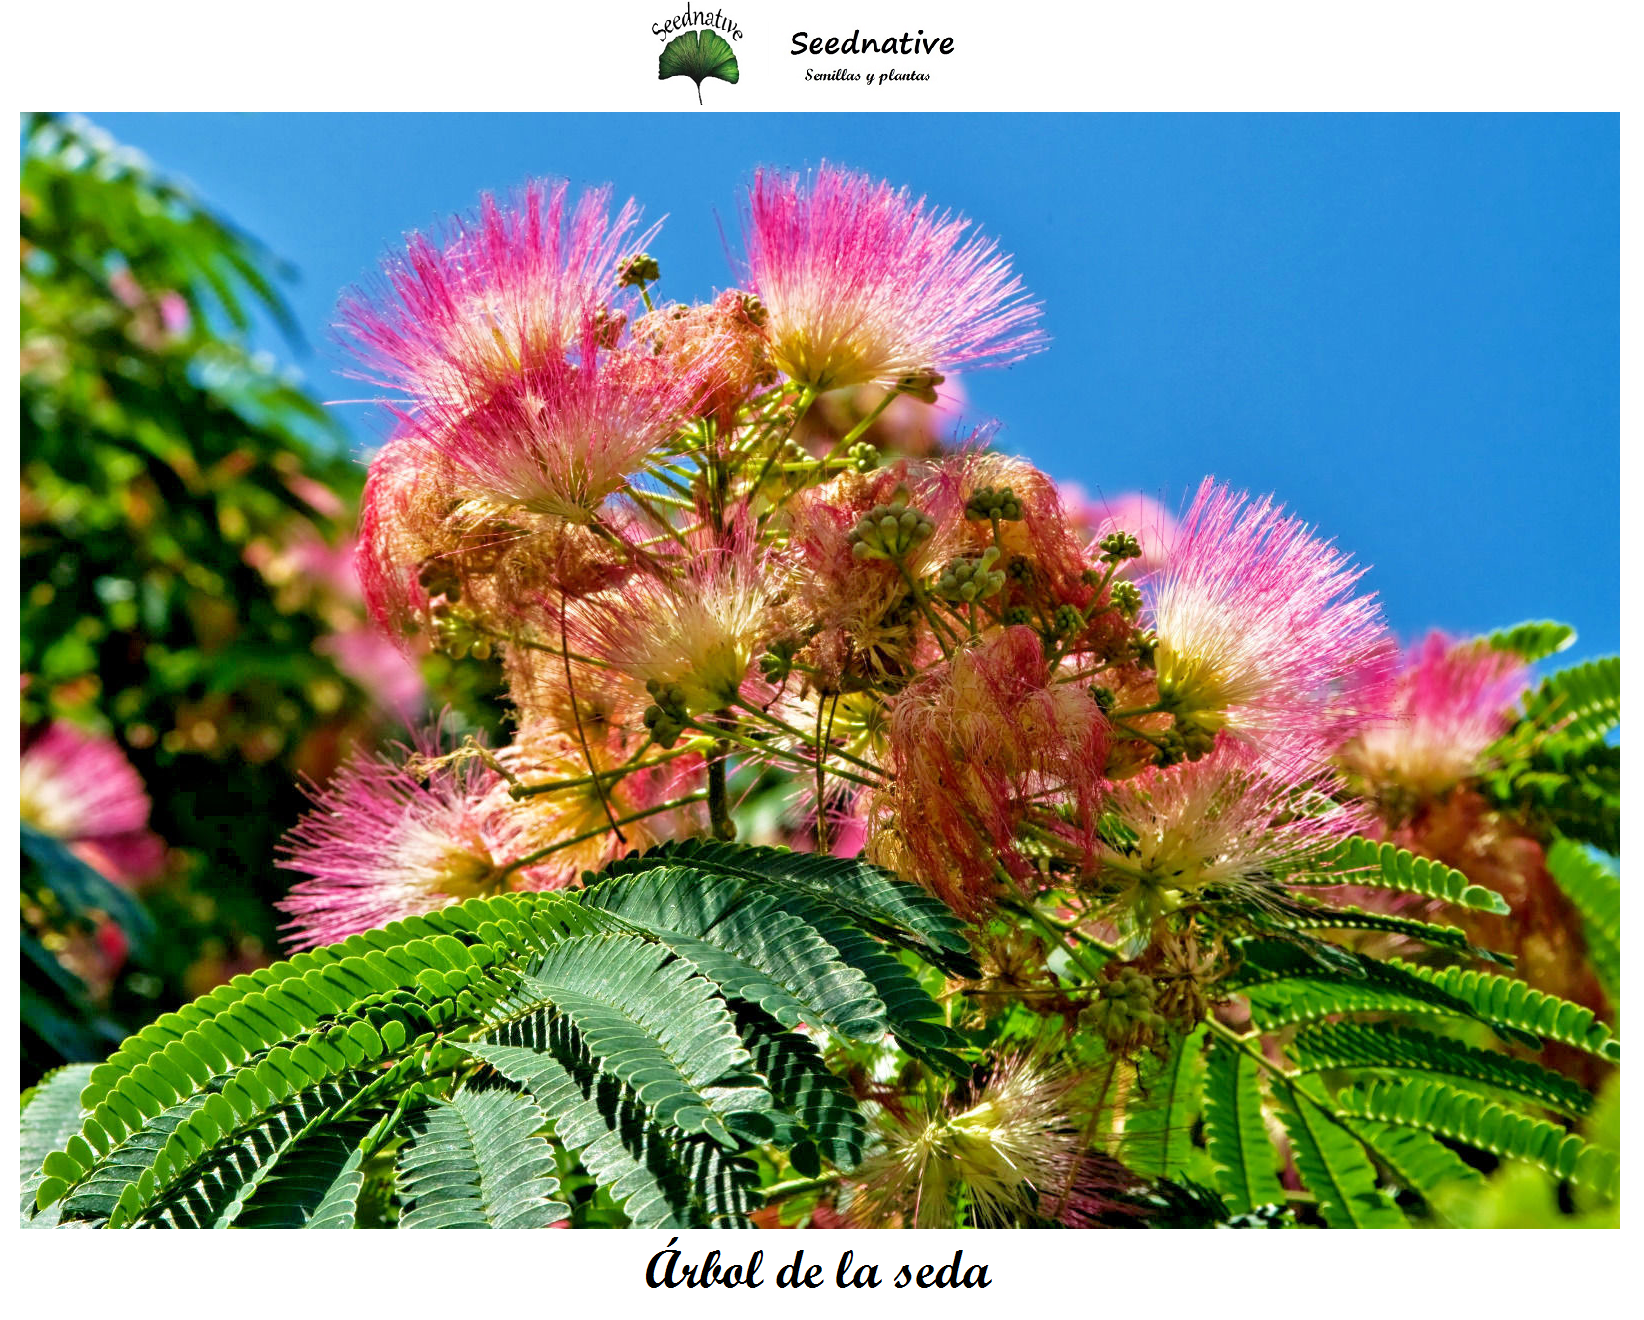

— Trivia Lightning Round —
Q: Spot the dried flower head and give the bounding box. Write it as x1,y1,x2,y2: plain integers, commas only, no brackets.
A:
869,627,1108,915
1147,479,1397,754
632,289,778,431
338,179,653,413
1339,632,1529,802
741,163,1045,391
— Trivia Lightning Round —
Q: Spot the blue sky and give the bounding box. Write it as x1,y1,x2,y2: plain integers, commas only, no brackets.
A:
94,112,1619,662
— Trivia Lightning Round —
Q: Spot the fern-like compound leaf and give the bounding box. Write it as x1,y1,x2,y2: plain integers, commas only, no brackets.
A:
1519,657,1620,748
396,1087,567,1230
1334,1078,1619,1199
1306,838,1510,915
1274,1087,1405,1228
1485,620,1576,662
1544,840,1619,998
1122,1026,1206,1180
1292,1021,1594,1118
20,1064,94,1228
1384,959,1620,1061
1201,1041,1283,1215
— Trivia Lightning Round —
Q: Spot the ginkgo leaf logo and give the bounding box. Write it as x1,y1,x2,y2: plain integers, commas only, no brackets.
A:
659,29,740,104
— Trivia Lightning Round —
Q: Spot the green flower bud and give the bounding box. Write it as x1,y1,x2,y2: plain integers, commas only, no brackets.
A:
1099,530,1143,562
1109,579,1143,620
846,496,936,562
847,441,880,472
618,252,660,288
965,486,1024,522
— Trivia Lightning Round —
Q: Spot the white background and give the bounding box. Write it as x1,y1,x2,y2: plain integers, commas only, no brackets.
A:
7,0,1634,1305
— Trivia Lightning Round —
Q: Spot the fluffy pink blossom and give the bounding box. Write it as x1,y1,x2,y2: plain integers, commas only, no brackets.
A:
409,329,714,524
338,179,654,414
19,723,166,885
278,732,569,949
740,163,1045,391
1099,737,1365,950
1339,632,1529,798
569,523,789,716
1146,479,1396,754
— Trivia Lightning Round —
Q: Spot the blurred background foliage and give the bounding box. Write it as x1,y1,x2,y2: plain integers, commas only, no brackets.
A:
18,113,505,1085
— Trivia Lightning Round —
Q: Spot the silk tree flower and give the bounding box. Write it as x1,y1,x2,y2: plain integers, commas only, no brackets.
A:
407,330,717,525
846,1055,1126,1228
571,526,792,717
356,429,630,641
740,163,1045,391
785,461,964,687
868,626,1108,916
277,732,568,949
20,722,166,885
1095,737,1364,953
338,179,655,414
1338,632,1529,802
1147,479,1397,753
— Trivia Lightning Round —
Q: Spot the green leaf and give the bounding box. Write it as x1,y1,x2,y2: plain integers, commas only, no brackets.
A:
1518,657,1620,748
396,1087,567,1230
504,935,771,1147
1544,841,1619,998
1122,1026,1205,1180
1201,1042,1283,1215
658,29,739,103
21,824,156,958
1486,621,1576,662
237,1132,368,1229
1274,1087,1405,1228
136,1082,358,1229
734,1003,868,1170
1307,838,1510,915
20,1064,95,1228
1385,958,1620,1061
466,1016,759,1228
1344,1119,1482,1203
1292,1022,1594,1118
582,863,888,1038
1334,1079,1618,1199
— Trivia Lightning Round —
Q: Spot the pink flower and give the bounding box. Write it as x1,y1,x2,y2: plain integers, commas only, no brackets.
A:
277,729,568,949
1146,479,1396,754
338,179,654,414
845,1054,1129,1228
740,164,1045,391
19,723,166,885
409,328,714,524
1339,632,1529,798
1098,737,1365,951
569,523,789,717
